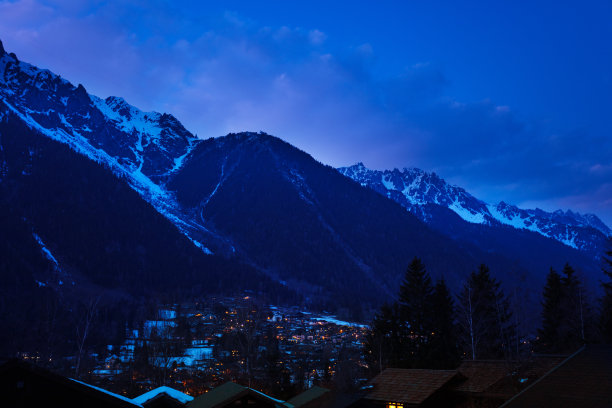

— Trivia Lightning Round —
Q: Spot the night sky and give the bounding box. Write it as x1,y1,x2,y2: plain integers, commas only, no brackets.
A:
1,0,611,225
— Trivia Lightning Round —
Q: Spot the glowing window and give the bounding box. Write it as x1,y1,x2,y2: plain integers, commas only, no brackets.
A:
387,403,403,408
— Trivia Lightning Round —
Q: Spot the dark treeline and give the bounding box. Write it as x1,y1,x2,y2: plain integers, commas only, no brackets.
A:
363,258,461,371
365,239,612,373
598,238,612,343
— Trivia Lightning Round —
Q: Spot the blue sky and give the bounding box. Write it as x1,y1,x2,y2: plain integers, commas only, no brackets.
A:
1,0,611,225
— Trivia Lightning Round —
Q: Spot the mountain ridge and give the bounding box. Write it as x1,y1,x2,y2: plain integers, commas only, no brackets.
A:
338,162,610,253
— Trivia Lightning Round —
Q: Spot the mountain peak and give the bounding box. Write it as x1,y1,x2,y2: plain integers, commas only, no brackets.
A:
75,83,87,95
342,162,370,170
105,95,128,106
223,131,292,148
227,131,273,139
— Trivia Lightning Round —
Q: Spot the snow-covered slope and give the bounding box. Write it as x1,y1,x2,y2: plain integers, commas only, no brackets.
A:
338,163,611,252
0,41,216,253
486,202,610,250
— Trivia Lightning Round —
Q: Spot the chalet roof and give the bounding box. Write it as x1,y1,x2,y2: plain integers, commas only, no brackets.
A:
365,368,459,405
0,359,140,408
70,378,143,406
187,382,284,408
188,382,245,408
285,386,330,407
519,355,567,378
451,356,566,398
453,360,512,393
500,345,612,408
132,385,194,405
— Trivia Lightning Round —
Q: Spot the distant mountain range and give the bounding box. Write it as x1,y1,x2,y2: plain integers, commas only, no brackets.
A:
0,39,608,328
338,163,610,253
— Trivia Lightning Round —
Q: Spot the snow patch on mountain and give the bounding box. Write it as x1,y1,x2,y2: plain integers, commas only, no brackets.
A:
449,199,487,224
91,95,162,138
32,232,60,269
170,142,196,173
381,174,396,191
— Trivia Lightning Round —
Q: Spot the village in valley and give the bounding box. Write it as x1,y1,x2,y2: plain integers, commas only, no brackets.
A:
75,295,369,399
10,292,612,408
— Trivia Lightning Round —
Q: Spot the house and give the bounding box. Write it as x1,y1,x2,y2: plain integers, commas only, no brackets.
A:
187,382,286,408
132,386,194,408
0,359,140,408
500,345,612,408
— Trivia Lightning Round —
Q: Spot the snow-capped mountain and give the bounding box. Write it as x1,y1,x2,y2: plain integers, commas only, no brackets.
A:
0,40,292,316
338,163,610,253
0,51,196,180
0,41,225,254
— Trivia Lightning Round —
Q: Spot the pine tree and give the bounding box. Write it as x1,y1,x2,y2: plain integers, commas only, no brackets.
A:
398,257,434,335
537,268,564,352
558,263,587,352
601,237,612,343
457,264,514,360
397,257,435,367
428,278,460,368
365,258,458,370
537,263,593,353
364,303,403,373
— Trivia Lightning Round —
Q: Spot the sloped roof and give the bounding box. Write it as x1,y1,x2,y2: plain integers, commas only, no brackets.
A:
365,368,459,405
132,386,194,405
188,382,246,408
453,360,513,393
501,345,612,408
70,378,143,406
0,359,140,408
285,386,330,407
187,382,284,408
452,357,567,397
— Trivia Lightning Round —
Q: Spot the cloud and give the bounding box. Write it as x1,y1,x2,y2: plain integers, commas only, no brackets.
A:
308,29,326,45
0,0,610,225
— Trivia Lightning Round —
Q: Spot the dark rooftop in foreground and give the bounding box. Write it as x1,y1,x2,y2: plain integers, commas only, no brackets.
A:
500,345,612,408
187,381,284,408
365,368,460,405
0,359,139,408
285,385,331,407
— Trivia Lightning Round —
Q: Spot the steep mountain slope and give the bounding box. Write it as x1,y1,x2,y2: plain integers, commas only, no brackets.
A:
0,42,234,255
0,104,296,356
338,163,610,254
166,133,496,310
0,107,277,293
